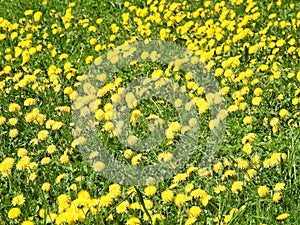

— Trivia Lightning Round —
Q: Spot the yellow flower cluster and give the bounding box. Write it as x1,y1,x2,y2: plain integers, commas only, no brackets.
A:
0,0,298,224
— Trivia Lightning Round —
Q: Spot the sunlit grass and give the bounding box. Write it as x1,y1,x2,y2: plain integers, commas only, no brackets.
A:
0,0,299,224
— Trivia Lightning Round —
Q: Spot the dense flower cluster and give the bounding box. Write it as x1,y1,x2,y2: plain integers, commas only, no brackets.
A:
0,0,299,224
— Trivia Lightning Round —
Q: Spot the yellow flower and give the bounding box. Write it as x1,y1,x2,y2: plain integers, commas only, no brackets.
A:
0,157,14,177
24,98,36,106
257,186,269,197
9,129,19,138
17,148,27,157
24,10,33,16
173,173,187,183
276,39,285,47
111,23,119,34
200,193,212,206
252,96,262,106
8,118,18,126
131,110,142,126
55,174,66,184
88,26,97,32
144,186,157,197
188,206,201,217
213,162,223,173
57,194,70,206
95,109,105,121
0,33,6,40
41,157,51,165
47,145,57,154
131,154,142,166
93,161,105,172
21,221,34,225
38,130,49,140
52,121,64,130
34,12,43,21
274,182,285,191
236,158,249,169
96,18,103,24
276,213,290,220
185,183,194,192
279,109,289,118
0,116,6,125
104,122,114,131
169,121,181,132
161,190,174,203
270,117,279,127
124,149,133,159
127,217,141,225
41,182,51,191
85,55,93,64
29,173,37,181
8,103,21,112
60,154,69,163
174,194,190,207
165,128,174,139
185,217,197,225
231,181,244,193
116,200,129,213
297,71,300,82
109,183,121,198
272,192,281,203
243,116,253,125
59,53,68,60
12,195,26,206
8,207,21,219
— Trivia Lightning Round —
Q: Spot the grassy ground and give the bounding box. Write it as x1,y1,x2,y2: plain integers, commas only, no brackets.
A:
0,0,299,224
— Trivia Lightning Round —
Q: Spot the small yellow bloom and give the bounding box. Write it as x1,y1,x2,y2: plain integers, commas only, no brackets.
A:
257,186,269,197
37,130,49,140
9,129,19,138
279,109,289,118
8,207,21,219
231,181,244,194
274,182,285,191
243,116,253,125
8,103,21,112
272,192,281,203
12,195,26,206
144,186,157,197
214,185,226,194
8,118,18,126
161,189,174,203
127,217,141,225
93,161,105,172
34,12,43,21
41,182,51,191
189,206,201,217
252,97,262,106
124,149,133,159
131,154,142,166
96,18,103,24
24,10,33,16
276,213,290,220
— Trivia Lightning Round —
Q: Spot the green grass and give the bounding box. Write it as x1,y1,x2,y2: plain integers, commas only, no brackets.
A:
0,0,299,224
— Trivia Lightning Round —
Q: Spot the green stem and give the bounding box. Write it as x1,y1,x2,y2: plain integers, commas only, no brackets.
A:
134,186,153,225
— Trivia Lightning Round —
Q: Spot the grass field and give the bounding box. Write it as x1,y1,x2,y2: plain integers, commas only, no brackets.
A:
0,0,300,224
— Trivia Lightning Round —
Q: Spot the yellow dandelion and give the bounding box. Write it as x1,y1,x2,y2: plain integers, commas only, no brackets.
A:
41,182,51,192
276,213,290,220
93,161,105,172
8,207,21,219
257,186,269,197
144,186,157,197
231,181,244,194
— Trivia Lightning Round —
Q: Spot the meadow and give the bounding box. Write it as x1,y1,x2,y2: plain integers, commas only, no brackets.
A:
0,0,299,224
